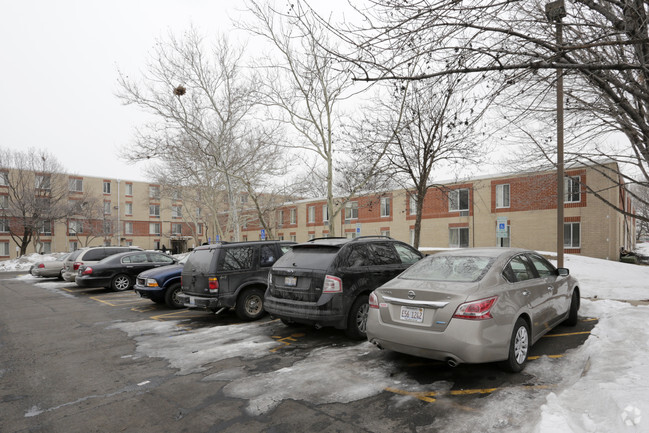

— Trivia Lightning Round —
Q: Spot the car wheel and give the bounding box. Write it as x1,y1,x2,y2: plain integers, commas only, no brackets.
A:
502,317,529,373
235,287,265,321
564,289,580,326
111,274,132,292
57,270,64,281
345,294,370,340
164,283,184,309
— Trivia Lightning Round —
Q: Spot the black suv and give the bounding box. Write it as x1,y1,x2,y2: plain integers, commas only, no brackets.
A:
264,237,423,339
178,241,295,321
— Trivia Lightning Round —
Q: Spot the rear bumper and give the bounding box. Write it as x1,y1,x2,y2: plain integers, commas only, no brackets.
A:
264,294,347,329
178,293,220,310
75,276,112,288
62,271,77,282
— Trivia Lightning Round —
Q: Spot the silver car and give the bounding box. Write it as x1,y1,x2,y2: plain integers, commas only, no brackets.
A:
30,253,70,279
366,248,580,372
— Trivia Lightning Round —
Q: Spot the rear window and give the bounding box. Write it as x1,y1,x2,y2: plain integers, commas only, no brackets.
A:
274,246,339,271
400,255,494,283
82,248,106,261
185,249,217,274
67,249,84,261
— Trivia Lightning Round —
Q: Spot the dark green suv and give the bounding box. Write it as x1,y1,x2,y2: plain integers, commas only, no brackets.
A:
178,241,295,321
264,237,423,339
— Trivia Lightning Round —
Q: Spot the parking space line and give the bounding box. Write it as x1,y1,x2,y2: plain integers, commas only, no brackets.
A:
542,331,591,338
385,384,555,404
150,310,206,321
270,333,307,352
527,354,564,360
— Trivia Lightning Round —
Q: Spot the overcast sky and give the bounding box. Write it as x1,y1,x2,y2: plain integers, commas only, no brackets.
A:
1,0,256,182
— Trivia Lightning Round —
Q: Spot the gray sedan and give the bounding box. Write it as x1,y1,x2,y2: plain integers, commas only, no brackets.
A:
366,248,580,372
30,253,71,279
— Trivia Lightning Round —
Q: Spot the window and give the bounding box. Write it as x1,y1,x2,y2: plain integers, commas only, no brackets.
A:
565,176,581,203
149,204,160,217
528,254,556,278
37,242,52,254
0,172,8,186
278,210,284,225
322,205,329,223
172,190,182,200
196,207,202,218
449,227,470,248
35,175,51,190
149,185,160,199
122,253,148,264
40,220,52,235
198,223,203,235
125,183,133,196
104,201,111,215
222,247,254,271
240,195,248,204
380,197,391,217
125,202,133,215
394,244,421,264
125,222,133,235
503,255,534,283
172,206,182,218
290,208,296,225
0,219,8,232
68,220,83,234
149,223,161,235
154,240,160,250
103,181,111,194
103,220,112,234
308,206,315,223
449,189,470,212
381,229,390,237
345,201,358,220
260,244,277,267
409,196,417,215
564,222,580,248
69,178,83,192
290,234,297,242
308,233,316,240
496,184,510,208
172,223,182,235
69,241,78,252
0,195,8,209
0,241,9,256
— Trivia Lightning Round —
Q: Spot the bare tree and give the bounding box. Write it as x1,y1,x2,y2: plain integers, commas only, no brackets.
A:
316,0,649,222
66,188,114,247
0,148,69,256
240,1,388,236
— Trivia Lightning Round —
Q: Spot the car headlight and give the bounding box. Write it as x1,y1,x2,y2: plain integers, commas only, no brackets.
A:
146,278,159,287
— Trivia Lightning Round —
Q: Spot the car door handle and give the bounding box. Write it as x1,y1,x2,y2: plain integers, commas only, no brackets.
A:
522,290,530,296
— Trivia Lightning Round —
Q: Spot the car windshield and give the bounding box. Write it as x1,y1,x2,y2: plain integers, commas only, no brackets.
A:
274,246,339,271
399,255,494,282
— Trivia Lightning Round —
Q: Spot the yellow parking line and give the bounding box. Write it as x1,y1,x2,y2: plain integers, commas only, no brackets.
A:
150,310,206,321
542,331,591,338
527,354,564,360
385,384,555,404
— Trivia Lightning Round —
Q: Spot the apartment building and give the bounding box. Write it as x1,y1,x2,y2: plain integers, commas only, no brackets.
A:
239,161,635,261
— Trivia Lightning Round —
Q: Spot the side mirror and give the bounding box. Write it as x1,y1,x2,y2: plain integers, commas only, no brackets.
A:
557,268,570,276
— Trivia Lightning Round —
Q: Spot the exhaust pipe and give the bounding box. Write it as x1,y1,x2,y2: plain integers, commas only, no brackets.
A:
446,357,459,368
369,339,383,350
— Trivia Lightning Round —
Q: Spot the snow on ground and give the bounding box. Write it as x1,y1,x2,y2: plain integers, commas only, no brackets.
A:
3,249,649,431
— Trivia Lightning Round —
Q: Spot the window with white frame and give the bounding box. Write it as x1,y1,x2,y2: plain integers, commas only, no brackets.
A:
172,190,182,200
39,220,52,235
308,206,315,223
103,220,112,234
0,241,9,256
104,201,111,215
103,181,111,194
125,202,133,215
69,241,78,252
278,209,284,225
38,242,52,254
290,208,296,224
564,222,580,248
198,223,203,235
69,178,83,192
125,183,133,196
449,189,470,212
149,185,160,199
345,201,358,220
196,207,202,218
149,204,160,217
308,233,315,240
0,195,8,209
149,223,161,235
449,227,470,248
125,222,133,235
380,197,391,217
381,229,390,237
409,196,417,215
322,205,328,223
68,220,83,234
0,218,9,232
172,205,182,218
290,234,297,242
496,184,510,208
154,240,160,250
0,172,8,186
565,176,581,203
172,223,182,235
35,175,51,190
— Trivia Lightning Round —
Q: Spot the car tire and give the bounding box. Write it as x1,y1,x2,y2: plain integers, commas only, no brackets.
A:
501,317,530,373
151,296,165,305
345,294,370,340
235,287,265,321
57,270,64,281
564,289,580,326
111,274,132,292
164,283,184,309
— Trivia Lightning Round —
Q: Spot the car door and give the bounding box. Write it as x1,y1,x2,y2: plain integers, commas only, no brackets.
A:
147,252,176,269
121,253,151,278
527,253,571,328
217,245,257,297
505,254,553,340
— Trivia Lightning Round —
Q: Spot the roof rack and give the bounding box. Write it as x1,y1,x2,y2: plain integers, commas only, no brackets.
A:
349,235,394,242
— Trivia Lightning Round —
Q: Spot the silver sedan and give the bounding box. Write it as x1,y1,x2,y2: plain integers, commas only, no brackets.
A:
366,248,580,372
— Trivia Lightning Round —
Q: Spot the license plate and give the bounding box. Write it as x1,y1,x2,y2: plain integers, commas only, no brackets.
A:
284,276,297,287
188,296,196,306
400,306,424,323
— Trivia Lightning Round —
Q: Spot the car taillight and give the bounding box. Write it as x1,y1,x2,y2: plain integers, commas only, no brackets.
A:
73,262,82,270
369,292,379,309
82,267,93,275
208,277,219,293
453,296,498,320
38,264,45,269
323,275,342,293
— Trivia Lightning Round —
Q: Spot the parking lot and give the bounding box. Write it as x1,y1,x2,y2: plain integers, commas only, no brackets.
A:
1,272,597,432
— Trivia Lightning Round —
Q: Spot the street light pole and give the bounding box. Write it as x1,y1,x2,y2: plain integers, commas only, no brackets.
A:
546,0,567,268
